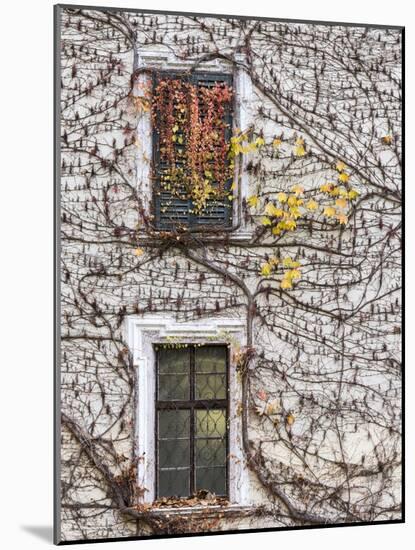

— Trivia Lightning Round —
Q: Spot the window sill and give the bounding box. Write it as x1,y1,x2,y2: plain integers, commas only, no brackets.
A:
135,227,255,245
126,503,260,519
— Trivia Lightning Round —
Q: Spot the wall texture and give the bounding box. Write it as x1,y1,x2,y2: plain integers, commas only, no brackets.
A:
58,6,402,542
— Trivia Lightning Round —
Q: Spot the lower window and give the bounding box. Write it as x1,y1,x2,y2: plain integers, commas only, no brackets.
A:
155,344,228,499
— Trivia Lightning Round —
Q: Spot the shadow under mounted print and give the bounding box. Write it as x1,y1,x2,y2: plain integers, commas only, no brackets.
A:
55,4,403,544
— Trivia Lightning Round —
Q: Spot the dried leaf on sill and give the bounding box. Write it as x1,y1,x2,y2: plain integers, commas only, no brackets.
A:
134,493,230,511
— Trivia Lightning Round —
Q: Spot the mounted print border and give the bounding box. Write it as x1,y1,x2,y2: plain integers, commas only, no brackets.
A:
54,4,404,544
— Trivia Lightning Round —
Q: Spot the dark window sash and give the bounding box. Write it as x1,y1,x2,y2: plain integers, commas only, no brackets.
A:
155,345,229,499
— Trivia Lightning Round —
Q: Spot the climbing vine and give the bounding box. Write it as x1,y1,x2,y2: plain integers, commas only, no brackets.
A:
58,6,402,542
152,77,233,213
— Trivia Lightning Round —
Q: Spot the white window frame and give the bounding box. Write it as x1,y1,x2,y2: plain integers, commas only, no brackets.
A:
133,45,254,240
124,315,251,506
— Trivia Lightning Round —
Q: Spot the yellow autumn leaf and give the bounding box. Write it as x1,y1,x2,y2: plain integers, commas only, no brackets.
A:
320,183,334,193
348,189,360,200
273,138,282,148
306,199,318,211
261,216,272,226
283,219,297,231
335,198,348,209
286,413,295,425
255,137,265,147
133,247,144,256
245,143,257,153
286,268,301,280
230,182,237,191
324,206,336,218
247,195,259,208
336,160,346,172
277,192,288,203
264,203,283,217
295,144,306,157
289,206,302,219
294,137,306,156
338,172,349,183
337,213,348,225
291,184,304,196
283,257,301,268
260,263,272,277
230,142,241,156
280,278,292,290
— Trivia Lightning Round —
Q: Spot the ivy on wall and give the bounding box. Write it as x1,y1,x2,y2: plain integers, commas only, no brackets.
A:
152,78,234,213
58,6,402,542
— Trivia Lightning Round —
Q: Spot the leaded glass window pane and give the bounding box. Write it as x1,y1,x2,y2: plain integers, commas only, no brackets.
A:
157,410,191,498
155,345,228,499
158,348,190,400
195,346,227,399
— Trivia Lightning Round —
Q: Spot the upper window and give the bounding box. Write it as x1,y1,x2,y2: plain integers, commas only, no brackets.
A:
151,72,234,230
155,345,228,499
